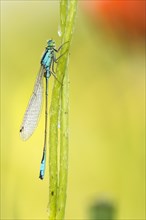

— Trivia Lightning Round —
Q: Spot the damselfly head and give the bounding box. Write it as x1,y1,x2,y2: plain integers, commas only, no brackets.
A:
47,39,55,48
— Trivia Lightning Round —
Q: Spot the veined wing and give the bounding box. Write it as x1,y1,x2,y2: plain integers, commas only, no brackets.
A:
20,66,45,141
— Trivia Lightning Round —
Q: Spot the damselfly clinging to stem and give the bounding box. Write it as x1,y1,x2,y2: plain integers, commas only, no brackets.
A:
20,39,68,180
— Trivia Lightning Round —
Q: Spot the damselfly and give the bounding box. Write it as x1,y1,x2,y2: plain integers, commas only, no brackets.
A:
20,39,67,180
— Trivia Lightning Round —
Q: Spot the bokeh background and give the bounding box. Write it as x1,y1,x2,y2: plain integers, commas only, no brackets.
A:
1,1,145,219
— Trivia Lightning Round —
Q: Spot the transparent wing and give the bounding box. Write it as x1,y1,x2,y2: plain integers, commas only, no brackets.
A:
20,66,45,141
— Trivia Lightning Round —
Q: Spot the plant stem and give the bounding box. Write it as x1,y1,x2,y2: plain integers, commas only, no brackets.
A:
56,69,69,220
49,1,77,220
56,1,78,219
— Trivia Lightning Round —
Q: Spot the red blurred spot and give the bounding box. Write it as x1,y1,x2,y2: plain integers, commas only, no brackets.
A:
82,0,146,37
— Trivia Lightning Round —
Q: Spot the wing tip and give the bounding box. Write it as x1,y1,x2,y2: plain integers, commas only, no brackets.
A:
19,127,29,141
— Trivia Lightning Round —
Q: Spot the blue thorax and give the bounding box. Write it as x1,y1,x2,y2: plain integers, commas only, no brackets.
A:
41,48,53,78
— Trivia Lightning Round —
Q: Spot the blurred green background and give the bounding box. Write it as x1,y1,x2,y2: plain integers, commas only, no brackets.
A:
1,1,145,220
